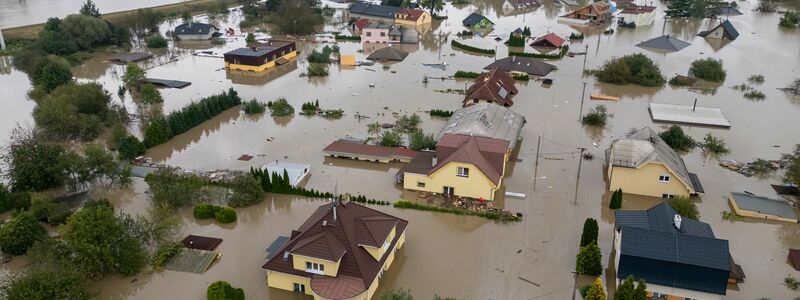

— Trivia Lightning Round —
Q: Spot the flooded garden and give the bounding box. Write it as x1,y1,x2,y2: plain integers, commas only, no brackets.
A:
1,0,800,299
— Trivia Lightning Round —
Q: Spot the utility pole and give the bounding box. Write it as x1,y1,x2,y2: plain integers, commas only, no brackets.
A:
574,147,586,206
533,136,542,191
582,44,588,72
578,82,587,121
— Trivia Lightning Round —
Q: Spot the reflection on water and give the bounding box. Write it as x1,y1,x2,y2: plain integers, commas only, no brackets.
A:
226,60,299,86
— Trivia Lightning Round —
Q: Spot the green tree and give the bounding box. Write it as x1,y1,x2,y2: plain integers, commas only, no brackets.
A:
146,35,168,48
271,0,324,35
30,56,73,93
227,175,266,207
379,288,414,300
143,117,173,148
379,131,403,147
117,135,146,160
4,268,90,300
269,98,295,116
701,133,729,155
575,242,602,275
32,82,113,141
145,167,209,208
368,121,382,137
1,126,67,192
667,197,699,220
79,0,101,17
614,276,647,300
581,105,611,127
245,32,256,44
594,54,664,87
214,207,237,223
140,83,164,104
418,0,444,16
659,125,696,152
408,129,436,150
785,145,800,186
609,189,623,209
580,218,599,247
59,14,113,50
0,213,47,255
585,277,606,300
207,280,245,300
689,58,726,82
182,11,192,23
62,205,147,277
123,62,146,90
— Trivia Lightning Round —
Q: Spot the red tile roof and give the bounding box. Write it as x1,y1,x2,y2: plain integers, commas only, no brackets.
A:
396,8,426,21
530,32,565,48
323,140,417,160
622,5,656,14
463,69,519,107
263,202,408,300
431,134,509,184
291,231,348,262
353,18,371,30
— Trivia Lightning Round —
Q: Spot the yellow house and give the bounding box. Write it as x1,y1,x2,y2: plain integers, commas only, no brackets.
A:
401,134,510,201
223,40,297,72
606,127,703,198
262,202,408,300
394,8,432,26
728,192,799,223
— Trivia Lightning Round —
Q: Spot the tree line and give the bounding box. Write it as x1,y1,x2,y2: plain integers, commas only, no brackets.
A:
144,88,242,147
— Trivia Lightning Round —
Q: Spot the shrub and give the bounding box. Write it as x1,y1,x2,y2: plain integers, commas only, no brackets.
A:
269,98,294,116
743,90,766,100
5,269,90,300
117,135,146,160
609,189,622,209
615,276,647,300
580,284,593,298
450,40,495,54
575,242,602,275
454,70,481,78
207,280,245,300
512,74,529,81
210,38,225,45
140,83,163,104
242,99,266,114
394,200,521,222
569,32,584,40
580,218,599,247
214,207,237,223
334,34,361,41
429,109,453,117
379,288,413,300
508,45,569,60
688,58,726,82
152,242,181,271
1,192,32,212
594,54,665,87
194,203,220,219
581,105,611,127
585,277,606,300
379,131,403,147
659,125,696,151
395,114,421,132
227,175,266,208
307,46,333,63
701,133,729,155
146,35,168,48
408,129,436,151
507,33,525,47
667,196,699,220
0,213,47,255
307,64,329,77
779,11,800,28
748,74,765,84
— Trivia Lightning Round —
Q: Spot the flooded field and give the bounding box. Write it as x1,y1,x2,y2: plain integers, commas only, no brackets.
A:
0,0,184,28
2,0,800,299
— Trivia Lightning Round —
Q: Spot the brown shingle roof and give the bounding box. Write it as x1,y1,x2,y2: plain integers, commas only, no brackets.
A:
354,216,398,248
431,134,508,184
463,69,519,107
323,140,417,160
291,231,348,262
396,8,425,21
530,33,565,48
262,202,408,300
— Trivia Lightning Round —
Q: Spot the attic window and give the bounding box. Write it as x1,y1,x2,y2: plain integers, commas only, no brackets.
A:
658,175,670,183
282,251,290,260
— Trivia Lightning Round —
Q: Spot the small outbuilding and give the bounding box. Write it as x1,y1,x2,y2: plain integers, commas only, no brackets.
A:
529,32,564,49
483,56,556,77
462,12,494,29
636,34,692,52
728,192,799,223
262,161,311,187
110,52,153,64
698,20,740,40
366,46,409,61
174,22,218,40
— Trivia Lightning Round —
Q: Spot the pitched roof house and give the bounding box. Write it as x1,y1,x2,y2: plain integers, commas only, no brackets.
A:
503,0,540,10
618,5,657,26
529,32,565,48
697,20,740,40
263,202,408,300
400,134,510,200
636,34,692,52
436,104,525,152
462,12,494,29
484,56,556,76
463,69,518,107
394,8,431,25
606,127,703,198
614,202,742,299
348,2,401,21
174,22,218,40
558,2,611,25
323,139,417,163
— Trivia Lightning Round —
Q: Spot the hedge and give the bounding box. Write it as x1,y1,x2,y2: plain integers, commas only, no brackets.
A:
430,109,453,117
512,74,529,81
508,45,569,60
334,35,361,41
145,88,242,147
394,200,521,222
214,207,237,224
454,70,481,78
451,40,495,54
151,242,180,271
194,203,220,219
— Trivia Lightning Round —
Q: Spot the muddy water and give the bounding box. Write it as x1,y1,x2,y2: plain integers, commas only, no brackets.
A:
0,0,183,28
2,0,800,299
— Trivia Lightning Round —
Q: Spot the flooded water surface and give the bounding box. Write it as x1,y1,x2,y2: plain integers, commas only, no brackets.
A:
2,0,800,299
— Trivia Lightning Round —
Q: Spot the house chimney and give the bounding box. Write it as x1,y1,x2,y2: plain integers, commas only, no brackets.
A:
673,214,682,230
333,203,337,221
511,56,516,62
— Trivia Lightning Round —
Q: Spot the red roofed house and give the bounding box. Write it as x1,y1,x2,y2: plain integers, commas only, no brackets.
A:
323,139,417,163
350,18,371,34
463,69,519,107
394,8,431,26
401,134,510,200
263,201,408,300
618,5,656,27
530,32,565,49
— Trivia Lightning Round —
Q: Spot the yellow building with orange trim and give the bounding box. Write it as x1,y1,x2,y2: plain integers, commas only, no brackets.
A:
262,202,408,300
223,40,297,72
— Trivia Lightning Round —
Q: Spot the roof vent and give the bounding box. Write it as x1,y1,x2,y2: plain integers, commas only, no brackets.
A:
282,251,290,260
322,220,328,226
673,214,682,230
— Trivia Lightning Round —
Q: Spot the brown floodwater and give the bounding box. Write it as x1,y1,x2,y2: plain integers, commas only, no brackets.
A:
0,0,184,28
3,0,800,299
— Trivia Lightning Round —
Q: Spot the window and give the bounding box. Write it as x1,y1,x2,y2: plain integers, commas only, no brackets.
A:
662,193,674,199
457,167,469,177
380,32,386,37
443,186,454,196
305,262,324,274
366,32,372,37
658,175,670,183
473,99,479,104
293,283,305,292
382,240,390,252
417,182,426,188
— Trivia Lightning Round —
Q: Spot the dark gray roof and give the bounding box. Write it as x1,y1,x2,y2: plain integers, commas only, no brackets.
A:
366,47,409,61
484,56,556,76
715,7,743,16
618,226,730,295
615,202,714,238
110,52,153,63
174,23,216,35
698,20,739,40
609,127,700,194
143,78,191,89
225,47,272,57
636,34,692,52
730,192,798,220
463,12,492,26
349,2,400,18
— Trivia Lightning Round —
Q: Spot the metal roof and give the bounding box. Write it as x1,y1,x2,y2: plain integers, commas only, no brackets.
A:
366,47,409,61
436,104,525,151
609,127,700,193
463,12,492,26
730,192,798,220
636,34,692,52
174,23,216,35
615,202,714,238
349,2,400,18
698,20,740,40
484,56,556,76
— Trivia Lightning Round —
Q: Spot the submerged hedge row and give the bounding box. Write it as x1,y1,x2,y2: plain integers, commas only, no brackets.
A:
394,200,522,222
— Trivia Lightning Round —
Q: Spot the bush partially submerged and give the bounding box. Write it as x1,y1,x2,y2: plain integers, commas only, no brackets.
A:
667,197,699,220
594,53,665,87
242,98,266,114
214,207,237,223
581,105,611,127
701,133,729,155
269,98,294,116
689,58,726,82
659,125,696,152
